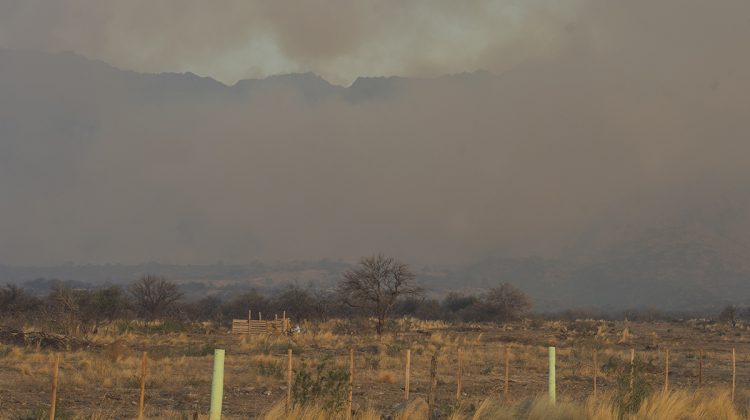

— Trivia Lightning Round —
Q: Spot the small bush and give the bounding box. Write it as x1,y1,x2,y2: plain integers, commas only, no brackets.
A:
363,353,380,370
254,354,284,378
0,344,12,357
613,356,653,413
292,357,350,412
385,343,403,357
377,370,397,383
181,343,215,357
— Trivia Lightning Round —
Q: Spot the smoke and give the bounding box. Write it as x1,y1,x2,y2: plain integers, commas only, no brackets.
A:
0,0,580,84
1,0,750,265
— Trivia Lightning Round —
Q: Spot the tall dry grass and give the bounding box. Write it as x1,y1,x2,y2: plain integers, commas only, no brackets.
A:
458,390,743,420
255,388,745,420
261,402,381,420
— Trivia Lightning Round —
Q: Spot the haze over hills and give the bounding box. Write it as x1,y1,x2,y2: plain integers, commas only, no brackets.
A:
2,46,750,311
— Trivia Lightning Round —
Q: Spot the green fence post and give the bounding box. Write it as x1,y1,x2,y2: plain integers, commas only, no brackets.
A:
210,349,225,420
548,346,556,405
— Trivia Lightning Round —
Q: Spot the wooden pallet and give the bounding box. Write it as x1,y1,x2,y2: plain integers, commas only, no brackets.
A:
231,319,289,335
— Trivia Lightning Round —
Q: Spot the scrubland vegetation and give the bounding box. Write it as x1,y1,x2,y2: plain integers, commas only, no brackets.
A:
2,316,750,419
2,256,750,418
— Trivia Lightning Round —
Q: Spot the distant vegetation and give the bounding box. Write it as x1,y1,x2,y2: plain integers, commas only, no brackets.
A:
1,255,748,418
0,255,533,336
4,270,743,338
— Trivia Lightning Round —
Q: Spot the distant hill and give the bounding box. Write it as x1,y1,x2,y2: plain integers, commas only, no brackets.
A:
450,224,750,312
0,260,348,300
3,48,750,312
5,225,750,311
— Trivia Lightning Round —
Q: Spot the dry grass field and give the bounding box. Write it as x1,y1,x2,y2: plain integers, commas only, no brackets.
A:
2,318,750,419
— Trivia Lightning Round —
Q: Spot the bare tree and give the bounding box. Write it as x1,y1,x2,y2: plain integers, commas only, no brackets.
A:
129,275,182,325
338,254,422,335
50,286,83,336
720,304,740,327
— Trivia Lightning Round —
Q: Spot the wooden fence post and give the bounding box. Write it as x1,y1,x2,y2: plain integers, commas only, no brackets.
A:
593,349,598,399
428,351,439,419
504,347,510,402
283,311,287,333
548,347,556,405
699,349,703,388
664,348,669,393
347,349,354,420
138,352,148,420
657,346,661,376
456,348,463,402
49,354,60,420
732,347,736,402
209,349,225,420
286,348,293,413
629,348,635,392
404,349,411,401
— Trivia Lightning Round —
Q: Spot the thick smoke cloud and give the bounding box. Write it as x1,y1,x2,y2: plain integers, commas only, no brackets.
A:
0,0,579,84
1,0,750,266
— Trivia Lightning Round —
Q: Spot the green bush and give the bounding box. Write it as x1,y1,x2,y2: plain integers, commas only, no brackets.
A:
385,343,403,357
292,357,350,411
363,353,380,370
613,356,653,414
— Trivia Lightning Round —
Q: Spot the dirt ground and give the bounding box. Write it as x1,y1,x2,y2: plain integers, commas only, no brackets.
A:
1,318,749,419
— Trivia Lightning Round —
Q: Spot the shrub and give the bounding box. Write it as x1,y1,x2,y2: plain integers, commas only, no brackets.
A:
292,357,350,412
613,356,653,414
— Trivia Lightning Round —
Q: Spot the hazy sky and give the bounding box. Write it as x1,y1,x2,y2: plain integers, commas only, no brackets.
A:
0,0,582,85
1,0,750,266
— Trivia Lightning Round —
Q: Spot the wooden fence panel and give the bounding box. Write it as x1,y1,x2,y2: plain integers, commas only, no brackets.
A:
231,319,289,335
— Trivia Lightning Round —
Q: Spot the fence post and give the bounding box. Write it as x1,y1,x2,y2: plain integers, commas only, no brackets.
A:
248,310,251,335
286,348,293,413
404,349,411,401
209,349,225,420
664,348,669,393
138,352,148,420
49,353,60,420
548,347,556,405
629,348,635,392
504,347,510,402
428,351,439,419
593,349,598,399
456,348,463,402
699,349,703,388
657,346,661,376
732,347,736,402
347,349,354,420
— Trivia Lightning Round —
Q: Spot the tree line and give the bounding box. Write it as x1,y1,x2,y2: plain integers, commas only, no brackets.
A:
0,254,532,335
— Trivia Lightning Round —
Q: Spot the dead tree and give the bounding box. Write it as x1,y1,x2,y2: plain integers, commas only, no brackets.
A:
338,254,421,335
129,275,182,326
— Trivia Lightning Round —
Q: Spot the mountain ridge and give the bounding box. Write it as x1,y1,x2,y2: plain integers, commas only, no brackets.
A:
2,48,750,311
